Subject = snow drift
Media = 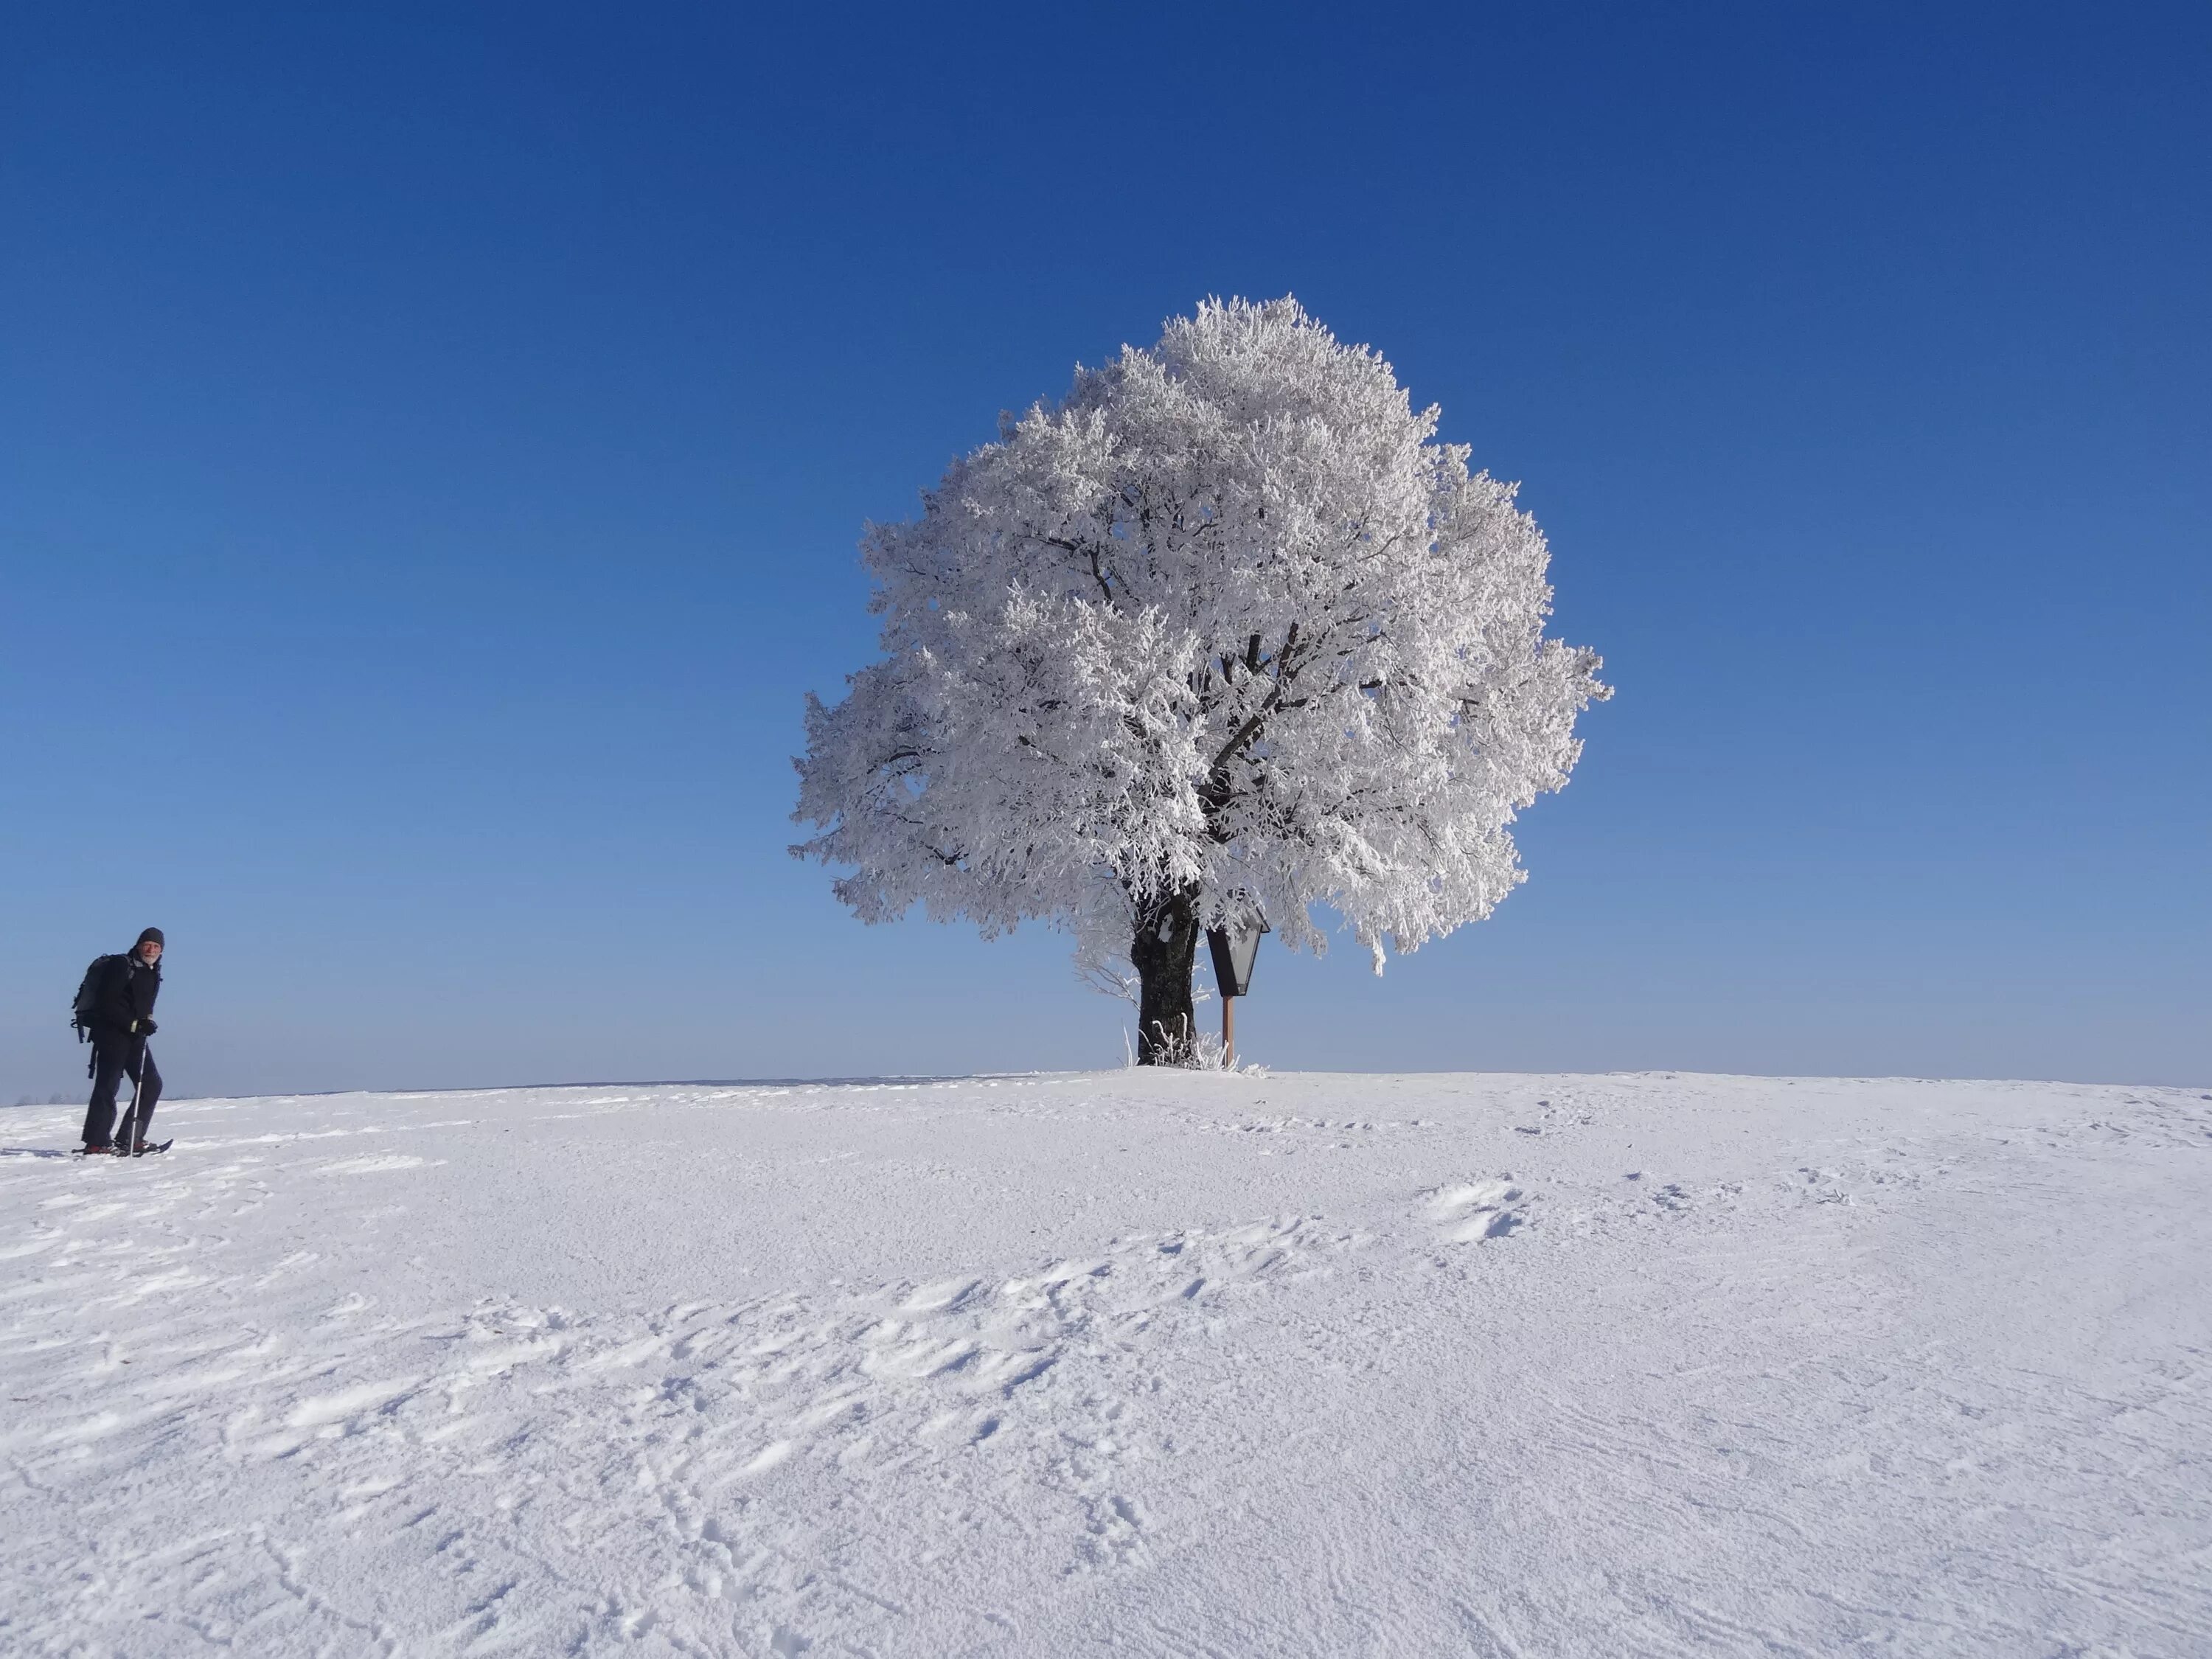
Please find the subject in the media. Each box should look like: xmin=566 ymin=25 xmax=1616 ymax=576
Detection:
xmin=4 ymin=1070 xmax=2208 ymax=1655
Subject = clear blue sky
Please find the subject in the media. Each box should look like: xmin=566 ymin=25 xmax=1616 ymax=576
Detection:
xmin=4 ymin=3 xmax=2206 ymax=1099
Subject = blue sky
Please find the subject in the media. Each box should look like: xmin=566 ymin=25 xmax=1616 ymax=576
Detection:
xmin=4 ymin=2 xmax=2206 ymax=1098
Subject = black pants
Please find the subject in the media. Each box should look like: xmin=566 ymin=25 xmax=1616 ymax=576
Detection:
xmin=82 ymin=1040 xmax=161 ymax=1149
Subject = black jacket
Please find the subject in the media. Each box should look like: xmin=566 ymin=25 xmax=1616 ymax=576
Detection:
xmin=88 ymin=953 xmax=161 ymax=1039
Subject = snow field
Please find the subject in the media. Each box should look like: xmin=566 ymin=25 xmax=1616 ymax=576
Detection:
xmin=3 ymin=1071 xmax=2209 ymax=1656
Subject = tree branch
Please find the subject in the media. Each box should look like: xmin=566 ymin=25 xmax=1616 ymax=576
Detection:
xmin=1206 ymin=621 xmax=1302 ymax=776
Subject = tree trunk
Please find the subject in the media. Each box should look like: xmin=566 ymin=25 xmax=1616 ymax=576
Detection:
xmin=1130 ymin=887 xmax=1201 ymax=1065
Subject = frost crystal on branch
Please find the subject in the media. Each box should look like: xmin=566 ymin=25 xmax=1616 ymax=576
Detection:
xmin=793 ymin=296 xmax=1609 ymax=1060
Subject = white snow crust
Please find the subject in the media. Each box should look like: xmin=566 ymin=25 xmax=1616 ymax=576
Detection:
xmin=4 ymin=1071 xmax=2208 ymax=1656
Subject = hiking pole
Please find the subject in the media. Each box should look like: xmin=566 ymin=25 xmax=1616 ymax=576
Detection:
xmin=125 ymin=1046 xmax=145 ymax=1152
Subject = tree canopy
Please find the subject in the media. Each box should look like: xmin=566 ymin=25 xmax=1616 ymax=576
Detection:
xmin=795 ymin=296 xmax=1607 ymax=1047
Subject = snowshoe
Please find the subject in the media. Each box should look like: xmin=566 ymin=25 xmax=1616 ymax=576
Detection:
xmin=131 ymin=1140 xmax=173 ymax=1157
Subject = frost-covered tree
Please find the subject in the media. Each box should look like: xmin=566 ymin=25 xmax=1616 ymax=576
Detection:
xmin=794 ymin=297 xmax=1607 ymax=1062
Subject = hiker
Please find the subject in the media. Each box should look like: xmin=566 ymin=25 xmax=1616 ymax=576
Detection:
xmin=77 ymin=928 xmax=165 ymax=1155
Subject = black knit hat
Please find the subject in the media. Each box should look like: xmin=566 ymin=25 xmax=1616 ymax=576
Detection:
xmin=136 ymin=927 xmax=164 ymax=948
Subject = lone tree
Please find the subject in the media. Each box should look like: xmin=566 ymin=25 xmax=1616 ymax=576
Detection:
xmin=795 ymin=297 xmax=1607 ymax=1062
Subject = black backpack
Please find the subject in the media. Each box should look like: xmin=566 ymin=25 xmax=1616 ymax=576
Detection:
xmin=71 ymin=954 xmax=122 ymax=1043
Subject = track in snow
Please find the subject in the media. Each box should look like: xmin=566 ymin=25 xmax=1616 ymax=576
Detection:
xmin=3 ymin=1071 xmax=2208 ymax=1655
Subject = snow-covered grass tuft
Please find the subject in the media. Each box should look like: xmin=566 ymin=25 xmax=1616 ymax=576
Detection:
xmin=1117 ymin=1023 xmax=1268 ymax=1074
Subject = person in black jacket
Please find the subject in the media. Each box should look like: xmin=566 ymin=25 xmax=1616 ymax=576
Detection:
xmin=79 ymin=928 xmax=165 ymax=1155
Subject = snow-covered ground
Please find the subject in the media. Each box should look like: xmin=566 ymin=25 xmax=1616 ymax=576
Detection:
xmin=4 ymin=1070 xmax=2208 ymax=1658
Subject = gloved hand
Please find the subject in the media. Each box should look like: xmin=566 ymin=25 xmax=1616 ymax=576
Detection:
xmin=131 ymin=1018 xmax=158 ymax=1035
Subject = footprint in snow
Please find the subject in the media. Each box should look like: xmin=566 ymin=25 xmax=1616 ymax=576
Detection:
xmin=897 ymin=1277 xmax=984 ymax=1315
xmin=1425 ymin=1179 xmax=1524 ymax=1242
xmin=318 ymin=1154 xmax=435 ymax=1175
